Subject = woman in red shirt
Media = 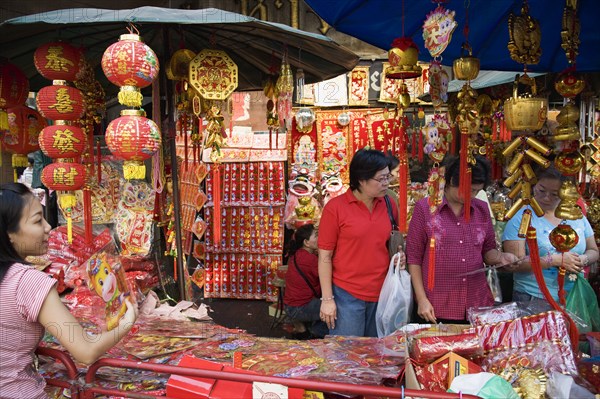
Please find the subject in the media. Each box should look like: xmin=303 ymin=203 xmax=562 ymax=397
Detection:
xmin=284 ymin=223 xmax=328 ymax=338
xmin=0 ymin=183 xmax=138 ymax=398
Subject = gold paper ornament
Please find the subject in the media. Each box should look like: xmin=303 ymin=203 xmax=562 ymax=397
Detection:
xmin=507 ymin=0 xmax=542 ymax=66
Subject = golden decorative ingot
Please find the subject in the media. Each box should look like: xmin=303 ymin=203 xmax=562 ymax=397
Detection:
xmin=294 ymin=196 xmax=316 ymax=220
xmin=549 ymin=223 xmax=579 ymax=252
xmin=453 ymin=43 xmax=480 ymax=81
xmin=397 ymin=82 xmax=411 ymax=109
xmin=555 ymin=151 xmax=584 ymax=176
xmin=555 ymin=71 xmax=585 ymax=98
xmin=554 ymin=180 xmax=583 ymax=220
xmin=387 ymin=37 xmax=422 ymax=80
xmin=504 ymin=74 xmax=547 ymax=132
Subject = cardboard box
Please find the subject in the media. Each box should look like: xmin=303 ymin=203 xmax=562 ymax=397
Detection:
xmin=431 ymin=352 xmax=482 ymax=387
xmin=166 ymin=356 xmax=303 ymax=399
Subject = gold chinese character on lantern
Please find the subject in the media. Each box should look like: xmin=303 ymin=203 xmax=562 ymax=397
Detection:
xmin=53 ymin=166 xmax=78 ymax=186
xmin=45 ymin=46 xmax=75 ymax=72
xmin=48 ymin=88 xmax=75 ymax=114
xmin=53 ymin=128 xmax=81 ymax=153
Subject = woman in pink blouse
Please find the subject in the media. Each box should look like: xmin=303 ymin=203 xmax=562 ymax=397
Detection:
xmin=0 ymin=183 xmax=138 ymax=398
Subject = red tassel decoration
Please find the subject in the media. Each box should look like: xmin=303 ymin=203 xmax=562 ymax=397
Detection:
xmin=411 ymin=129 xmax=417 ymax=158
xmin=558 ymin=258 xmax=567 ymax=305
xmin=212 ymin=165 xmax=221 ymax=247
xmin=83 ymin=188 xmax=93 ymax=245
xmin=418 ymin=126 xmax=424 ymax=162
xmin=399 ymin=155 xmax=408 ymax=233
xmin=459 ymin=129 xmax=471 ymax=221
xmin=428 ymin=237 xmax=436 ymax=291
xmin=526 ymin=227 xmax=579 ymax=349
xmin=96 ymin=138 xmax=102 ymax=184
xmin=450 ymin=125 xmax=457 ymax=155
xmin=463 ymin=168 xmax=471 ymax=222
xmin=183 ymin=116 xmax=189 ymax=169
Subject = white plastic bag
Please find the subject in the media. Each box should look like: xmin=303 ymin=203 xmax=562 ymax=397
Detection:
xmin=376 ymin=252 xmax=412 ymax=337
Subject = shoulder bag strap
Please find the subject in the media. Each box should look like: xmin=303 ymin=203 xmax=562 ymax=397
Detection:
xmin=292 ymin=253 xmax=319 ymax=298
xmin=384 ymin=195 xmax=398 ymax=230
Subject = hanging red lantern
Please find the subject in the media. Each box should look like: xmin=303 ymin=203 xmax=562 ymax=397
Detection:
xmin=41 ymin=161 xmax=86 ymax=191
xmin=101 ymin=34 xmax=159 ymax=107
xmin=2 ymin=105 xmax=46 ymax=168
xmin=549 ymin=223 xmax=579 ymax=305
xmin=36 ymin=83 xmax=85 ymax=121
xmin=34 ymin=42 xmax=84 ymax=81
xmin=105 ymin=109 xmax=161 ymax=179
xmin=39 ymin=124 xmax=86 ymax=159
xmin=0 ymin=60 xmax=29 ymax=130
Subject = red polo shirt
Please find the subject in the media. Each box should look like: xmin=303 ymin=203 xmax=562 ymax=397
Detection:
xmin=318 ymin=190 xmax=397 ymax=301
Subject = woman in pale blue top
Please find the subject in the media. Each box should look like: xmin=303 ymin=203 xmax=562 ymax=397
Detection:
xmin=502 ymin=166 xmax=598 ymax=302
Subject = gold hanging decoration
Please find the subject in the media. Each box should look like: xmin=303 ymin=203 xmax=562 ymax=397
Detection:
xmin=189 ymin=49 xmax=238 ymax=100
xmin=507 ymin=0 xmax=542 ymax=67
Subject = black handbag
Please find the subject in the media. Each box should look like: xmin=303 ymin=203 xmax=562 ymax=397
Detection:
xmin=384 ymin=195 xmax=404 ymax=258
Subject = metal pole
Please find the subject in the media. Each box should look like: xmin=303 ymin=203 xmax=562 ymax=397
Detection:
xmin=163 ymin=25 xmax=187 ymax=301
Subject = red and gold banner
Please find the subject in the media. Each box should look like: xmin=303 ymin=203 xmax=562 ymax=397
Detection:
xmin=316 ymin=110 xmax=352 ymax=183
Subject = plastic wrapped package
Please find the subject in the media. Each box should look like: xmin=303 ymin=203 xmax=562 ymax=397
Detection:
xmin=468 ymin=301 xmax=522 ymax=326
xmin=546 ymin=371 xmax=597 ymax=399
xmin=411 ymin=332 xmax=483 ymax=363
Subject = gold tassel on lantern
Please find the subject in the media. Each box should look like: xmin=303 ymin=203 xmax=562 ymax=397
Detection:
xmin=118 ymin=85 xmax=143 ymax=108
xmin=0 ymin=110 xmax=8 ymax=131
xmin=58 ymin=192 xmax=78 ymax=244
xmin=123 ymin=160 xmax=146 ymax=180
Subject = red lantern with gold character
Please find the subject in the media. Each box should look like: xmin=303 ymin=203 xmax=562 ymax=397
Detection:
xmin=0 ymin=60 xmax=29 ymax=130
xmin=101 ymin=34 xmax=159 ymax=107
xmin=39 ymin=124 xmax=86 ymax=159
xmin=105 ymin=109 xmax=161 ymax=180
xmin=34 ymin=42 xmax=83 ymax=81
xmin=2 ymin=105 xmax=46 ymax=171
xmin=41 ymin=161 xmax=86 ymax=191
xmin=36 ymin=83 xmax=85 ymax=121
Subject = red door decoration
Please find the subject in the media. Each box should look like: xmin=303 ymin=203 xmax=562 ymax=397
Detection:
xmin=0 ymin=60 xmax=29 ymax=131
xmin=101 ymin=33 xmax=159 ymax=108
xmin=105 ymin=109 xmax=161 ymax=180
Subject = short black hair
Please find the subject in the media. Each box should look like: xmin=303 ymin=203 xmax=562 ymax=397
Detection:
xmin=286 ymin=223 xmax=315 ymax=258
xmin=349 ymin=149 xmax=390 ymax=191
xmin=443 ymin=155 xmax=491 ymax=188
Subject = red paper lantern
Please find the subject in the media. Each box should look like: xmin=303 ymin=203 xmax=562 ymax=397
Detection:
xmin=2 ymin=105 xmax=46 ymax=167
xmin=34 ymin=42 xmax=84 ymax=81
xmin=101 ymin=34 xmax=159 ymax=107
xmin=36 ymin=83 xmax=85 ymax=121
xmin=0 ymin=60 xmax=29 ymax=130
xmin=41 ymin=161 xmax=86 ymax=191
xmin=105 ymin=109 xmax=161 ymax=179
xmin=39 ymin=124 xmax=86 ymax=159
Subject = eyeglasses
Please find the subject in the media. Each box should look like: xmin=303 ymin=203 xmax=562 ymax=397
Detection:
xmin=534 ymin=186 xmax=559 ymax=200
xmin=370 ymin=174 xmax=392 ymax=184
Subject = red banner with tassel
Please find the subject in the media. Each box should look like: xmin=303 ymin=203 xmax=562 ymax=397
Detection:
xmin=212 ymin=164 xmax=221 ymax=247
xmin=83 ymin=189 xmax=93 ymax=245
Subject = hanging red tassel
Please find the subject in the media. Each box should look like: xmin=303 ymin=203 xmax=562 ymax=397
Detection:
xmin=183 ymin=116 xmax=189 ymax=169
xmin=558 ymin=259 xmax=567 ymax=305
xmin=411 ymin=129 xmax=417 ymax=158
xmin=450 ymin=125 xmax=457 ymax=156
xmin=428 ymin=236 xmax=436 ymax=291
xmin=464 ymin=168 xmax=471 ymax=222
xmin=96 ymin=139 xmax=102 ymax=184
xmin=83 ymin=188 xmax=93 ymax=245
xmin=212 ymin=164 xmax=221 ymax=247
xmin=526 ymin=227 xmax=579 ymax=350
xmin=399 ymin=155 xmax=408 ymax=233
xmin=418 ymin=126 xmax=424 ymax=162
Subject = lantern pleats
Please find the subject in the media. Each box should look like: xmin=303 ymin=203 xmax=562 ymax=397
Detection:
xmin=39 ymin=124 xmax=86 ymax=159
xmin=34 ymin=42 xmax=83 ymax=81
xmin=36 ymin=84 xmax=85 ymax=121
xmin=2 ymin=105 xmax=46 ymax=156
xmin=105 ymin=111 xmax=161 ymax=180
xmin=101 ymin=34 xmax=159 ymax=107
xmin=41 ymin=162 xmax=86 ymax=191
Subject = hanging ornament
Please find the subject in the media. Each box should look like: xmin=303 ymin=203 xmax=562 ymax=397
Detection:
xmin=102 ymin=32 xmax=160 ymax=107
xmin=295 ymin=67 xmax=305 ymax=104
xmin=560 ymin=0 xmax=580 ymax=65
xmin=34 ymin=41 xmax=83 ymax=81
xmin=189 ymin=49 xmax=237 ymax=101
xmin=0 ymin=60 xmax=29 ymax=131
xmin=507 ymin=0 xmax=542 ymax=67
xmin=423 ymin=4 xmax=458 ymax=58
xmin=39 ymin=124 xmax=86 ymax=161
xmin=428 ymin=61 xmax=449 ymax=109
xmin=453 ymin=44 xmax=480 ymax=81
xmin=503 ymin=74 xmax=547 ymax=132
xmin=204 ymin=105 xmax=226 ymax=163
xmin=555 ymin=70 xmax=585 ymax=99
xmin=276 ymin=57 xmax=294 ymax=130
xmin=168 ymin=48 xmax=196 ymax=81
xmin=554 ymin=180 xmax=583 ymax=220
xmin=105 ymin=109 xmax=161 ymax=180
xmin=549 ymin=222 xmax=579 ymax=305
xmin=337 ymin=111 xmax=351 ymax=127
xmin=387 ymin=37 xmax=422 ymax=80
xmin=295 ymin=107 xmax=315 ymax=133
xmin=422 ymin=114 xmax=451 ymax=164
xmin=36 ymin=83 xmax=85 ymax=121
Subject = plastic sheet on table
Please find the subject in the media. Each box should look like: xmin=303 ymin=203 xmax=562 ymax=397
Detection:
xmin=411 ymin=332 xmax=483 ymax=363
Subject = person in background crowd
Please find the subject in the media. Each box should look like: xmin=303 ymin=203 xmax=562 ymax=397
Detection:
xmin=0 ymin=183 xmax=138 ymax=398
xmin=385 ymin=152 xmax=400 ymax=203
xmin=502 ymin=165 xmax=598 ymax=303
xmin=318 ymin=148 xmax=405 ymax=337
xmin=283 ymin=223 xmax=328 ymax=339
xmin=406 ymin=156 xmax=518 ymax=324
